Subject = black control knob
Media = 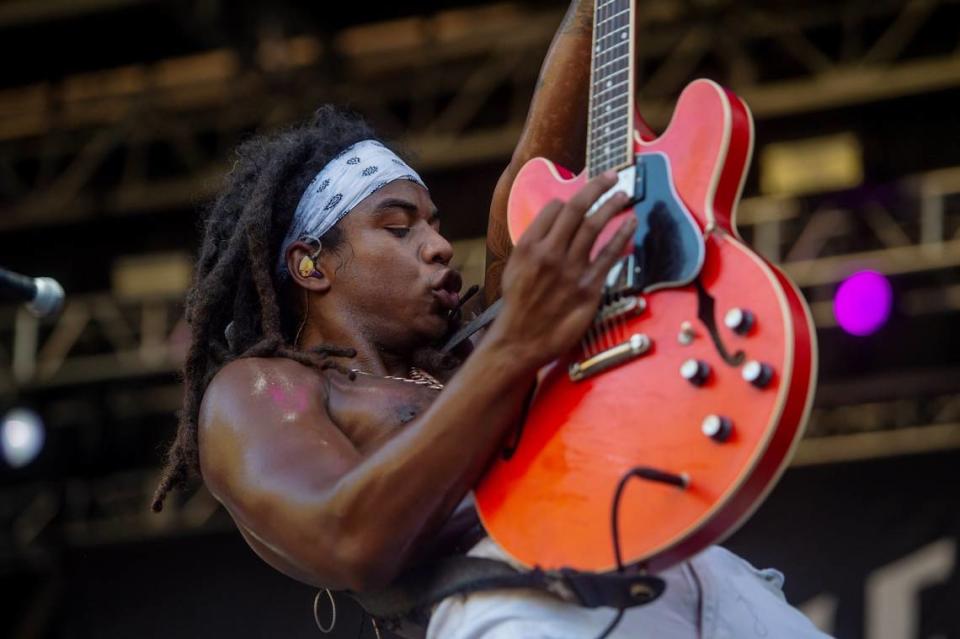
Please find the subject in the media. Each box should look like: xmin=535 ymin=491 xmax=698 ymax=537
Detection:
xmin=742 ymin=360 xmax=774 ymax=388
xmin=724 ymin=308 xmax=755 ymax=335
xmin=680 ymin=359 xmax=710 ymax=386
xmin=702 ymin=415 xmax=733 ymax=442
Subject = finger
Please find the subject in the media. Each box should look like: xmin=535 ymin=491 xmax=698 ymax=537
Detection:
xmin=544 ymin=171 xmax=618 ymax=248
xmin=584 ymin=215 xmax=637 ymax=287
xmin=568 ymin=190 xmax=631 ymax=263
xmin=521 ymin=198 xmax=564 ymax=243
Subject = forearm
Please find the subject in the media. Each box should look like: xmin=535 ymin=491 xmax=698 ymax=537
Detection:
xmin=330 ymin=333 xmax=536 ymax=588
xmin=485 ymin=0 xmax=594 ymax=304
xmin=513 ymin=0 xmax=594 ymax=171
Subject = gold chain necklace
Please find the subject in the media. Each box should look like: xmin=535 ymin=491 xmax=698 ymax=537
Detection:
xmin=351 ymin=366 xmax=444 ymax=391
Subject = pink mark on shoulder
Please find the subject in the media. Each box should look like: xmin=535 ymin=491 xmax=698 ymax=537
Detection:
xmin=267 ymin=384 xmax=310 ymax=417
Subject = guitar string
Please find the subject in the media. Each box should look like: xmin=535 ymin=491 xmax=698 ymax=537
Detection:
xmin=614 ymin=291 xmax=626 ymax=345
xmin=601 ymin=293 xmax=613 ymax=352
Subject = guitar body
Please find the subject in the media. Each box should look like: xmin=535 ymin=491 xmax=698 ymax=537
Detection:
xmin=475 ymin=79 xmax=817 ymax=573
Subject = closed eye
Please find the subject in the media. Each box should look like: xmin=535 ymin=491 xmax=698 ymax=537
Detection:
xmin=386 ymin=227 xmax=410 ymax=238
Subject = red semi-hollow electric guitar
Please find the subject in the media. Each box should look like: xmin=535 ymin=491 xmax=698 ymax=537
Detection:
xmin=475 ymin=0 xmax=817 ymax=573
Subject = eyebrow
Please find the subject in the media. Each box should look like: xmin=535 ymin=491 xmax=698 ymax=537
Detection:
xmin=374 ymin=197 xmax=440 ymax=223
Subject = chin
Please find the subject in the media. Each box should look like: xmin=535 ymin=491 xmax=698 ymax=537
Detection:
xmin=385 ymin=313 xmax=449 ymax=353
xmin=418 ymin=311 xmax=454 ymax=344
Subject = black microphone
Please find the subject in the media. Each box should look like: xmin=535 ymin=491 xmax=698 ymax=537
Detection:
xmin=0 ymin=266 xmax=65 ymax=318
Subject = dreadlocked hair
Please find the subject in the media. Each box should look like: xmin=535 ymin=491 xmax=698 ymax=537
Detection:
xmin=151 ymin=105 xmax=385 ymax=512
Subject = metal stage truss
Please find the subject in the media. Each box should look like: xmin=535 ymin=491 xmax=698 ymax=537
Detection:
xmin=1 ymin=0 xmax=960 ymax=227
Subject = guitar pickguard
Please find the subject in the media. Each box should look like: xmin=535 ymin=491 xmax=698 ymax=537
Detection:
xmin=629 ymin=152 xmax=705 ymax=294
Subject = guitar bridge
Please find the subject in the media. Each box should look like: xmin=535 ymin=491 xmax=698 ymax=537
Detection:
xmin=569 ymin=333 xmax=652 ymax=382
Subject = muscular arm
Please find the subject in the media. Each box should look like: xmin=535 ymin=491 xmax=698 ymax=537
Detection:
xmin=484 ymin=0 xmax=594 ymax=305
xmin=199 ymin=343 xmax=531 ymax=592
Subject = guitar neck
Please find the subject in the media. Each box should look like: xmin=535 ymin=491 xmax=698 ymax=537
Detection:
xmin=586 ymin=0 xmax=636 ymax=178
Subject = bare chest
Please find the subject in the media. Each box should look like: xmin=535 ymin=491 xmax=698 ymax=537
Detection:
xmin=324 ymin=372 xmax=439 ymax=451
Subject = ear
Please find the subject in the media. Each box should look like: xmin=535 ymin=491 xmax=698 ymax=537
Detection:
xmin=286 ymin=240 xmax=332 ymax=294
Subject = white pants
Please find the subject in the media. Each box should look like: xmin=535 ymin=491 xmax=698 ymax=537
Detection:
xmin=427 ymin=539 xmax=831 ymax=639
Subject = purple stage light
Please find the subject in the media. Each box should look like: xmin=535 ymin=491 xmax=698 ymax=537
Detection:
xmin=833 ymin=270 xmax=893 ymax=336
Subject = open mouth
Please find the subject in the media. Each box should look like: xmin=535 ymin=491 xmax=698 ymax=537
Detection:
xmin=431 ymin=269 xmax=463 ymax=311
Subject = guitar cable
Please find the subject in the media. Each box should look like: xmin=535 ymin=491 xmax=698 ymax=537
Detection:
xmin=593 ymin=466 xmax=689 ymax=639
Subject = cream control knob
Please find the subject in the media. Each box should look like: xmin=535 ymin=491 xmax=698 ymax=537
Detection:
xmin=742 ymin=360 xmax=773 ymax=388
xmin=724 ymin=308 xmax=755 ymax=335
xmin=680 ymin=359 xmax=710 ymax=386
xmin=702 ymin=415 xmax=733 ymax=442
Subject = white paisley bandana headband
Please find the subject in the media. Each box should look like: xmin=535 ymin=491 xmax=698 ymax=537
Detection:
xmin=275 ymin=139 xmax=427 ymax=278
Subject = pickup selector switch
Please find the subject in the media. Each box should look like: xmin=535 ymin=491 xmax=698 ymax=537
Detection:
xmin=680 ymin=359 xmax=710 ymax=386
xmin=724 ymin=308 xmax=755 ymax=335
xmin=742 ymin=360 xmax=773 ymax=388
xmin=702 ymin=415 xmax=733 ymax=442
xmin=677 ymin=321 xmax=696 ymax=345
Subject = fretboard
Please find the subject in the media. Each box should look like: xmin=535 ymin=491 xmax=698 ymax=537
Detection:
xmin=586 ymin=0 xmax=635 ymax=177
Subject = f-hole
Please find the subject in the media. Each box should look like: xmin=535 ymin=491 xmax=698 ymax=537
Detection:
xmin=695 ymin=279 xmax=745 ymax=367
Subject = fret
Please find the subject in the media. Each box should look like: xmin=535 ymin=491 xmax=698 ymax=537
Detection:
xmin=587 ymin=151 xmax=631 ymax=169
xmin=589 ymin=140 xmax=631 ymax=156
xmin=592 ymin=79 xmax=630 ymax=99
xmin=589 ymin=127 xmax=630 ymax=144
xmin=591 ymin=149 xmax=631 ymax=166
xmin=589 ymin=115 xmax=630 ymax=135
xmin=590 ymin=131 xmax=630 ymax=150
xmin=590 ymin=67 xmax=630 ymax=89
xmin=590 ymin=103 xmax=630 ymax=122
xmin=590 ymin=115 xmax=633 ymax=134
xmin=587 ymin=157 xmax=634 ymax=176
xmin=590 ymin=94 xmax=630 ymax=114
xmin=589 ymin=105 xmax=630 ymax=119
xmin=593 ymin=80 xmax=629 ymax=99
xmin=596 ymin=7 xmax=628 ymax=26
xmin=589 ymin=131 xmax=630 ymax=149
xmin=591 ymin=67 xmax=630 ymax=89
xmin=589 ymin=127 xmax=631 ymax=148
xmin=596 ymin=0 xmax=628 ymax=12
xmin=592 ymin=160 xmax=631 ymax=175
xmin=589 ymin=116 xmax=630 ymax=133
xmin=594 ymin=38 xmax=629 ymax=59
xmin=589 ymin=142 xmax=631 ymax=157
xmin=596 ymin=8 xmax=630 ymax=27
xmin=589 ymin=150 xmax=631 ymax=168
xmin=593 ymin=31 xmax=630 ymax=58
xmin=588 ymin=143 xmax=631 ymax=160
xmin=588 ymin=113 xmax=631 ymax=132
xmin=595 ymin=29 xmax=629 ymax=46
xmin=593 ymin=56 xmax=629 ymax=75
xmin=595 ymin=0 xmax=624 ymax=13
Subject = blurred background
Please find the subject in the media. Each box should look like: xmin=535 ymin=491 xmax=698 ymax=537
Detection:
xmin=0 ymin=0 xmax=958 ymax=637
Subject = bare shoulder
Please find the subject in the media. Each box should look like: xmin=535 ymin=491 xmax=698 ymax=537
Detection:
xmin=197 ymin=357 xmax=339 ymax=497
xmin=200 ymin=357 xmax=325 ymax=432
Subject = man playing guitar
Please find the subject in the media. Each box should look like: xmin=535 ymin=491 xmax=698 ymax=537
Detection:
xmin=153 ymin=1 xmax=828 ymax=636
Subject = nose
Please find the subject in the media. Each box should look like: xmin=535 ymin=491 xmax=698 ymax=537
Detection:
xmin=422 ymin=226 xmax=453 ymax=266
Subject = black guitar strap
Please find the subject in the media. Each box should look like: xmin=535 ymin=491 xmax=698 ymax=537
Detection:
xmin=350 ymin=554 xmax=665 ymax=627
xmin=441 ymin=298 xmax=503 ymax=354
